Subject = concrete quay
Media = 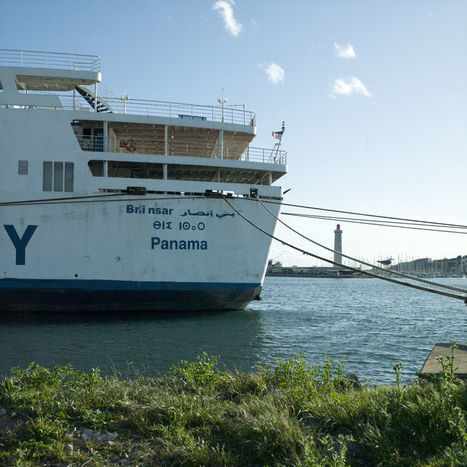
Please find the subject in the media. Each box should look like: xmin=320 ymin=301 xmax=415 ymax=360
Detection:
xmin=420 ymin=342 xmax=467 ymax=378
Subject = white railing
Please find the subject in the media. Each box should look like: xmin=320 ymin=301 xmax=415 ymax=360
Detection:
xmin=0 ymin=49 xmax=101 ymax=72
xmin=60 ymin=94 xmax=256 ymax=126
xmin=75 ymin=135 xmax=287 ymax=165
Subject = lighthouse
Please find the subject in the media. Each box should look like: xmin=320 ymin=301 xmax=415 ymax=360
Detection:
xmin=334 ymin=224 xmax=343 ymax=267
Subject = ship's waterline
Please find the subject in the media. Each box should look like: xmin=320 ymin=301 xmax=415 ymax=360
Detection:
xmin=0 ymin=278 xmax=262 ymax=312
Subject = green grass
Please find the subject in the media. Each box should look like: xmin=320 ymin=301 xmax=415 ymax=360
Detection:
xmin=0 ymin=352 xmax=465 ymax=466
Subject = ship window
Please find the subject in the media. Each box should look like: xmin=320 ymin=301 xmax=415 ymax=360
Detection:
xmin=43 ymin=162 xmax=52 ymax=191
xmin=88 ymin=160 xmax=164 ymax=179
xmin=18 ymin=160 xmax=28 ymax=175
xmin=108 ymin=161 xmax=163 ymax=179
xmin=43 ymin=161 xmax=74 ymax=192
xmin=54 ymin=162 xmax=64 ymax=191
xmin=0 ymin=80 xmax=3 ymax=91
xmin=167 ymin=164 xmax=218 ymax=181
xmin=65 ymin=162 xmax=74 ymax=192
xmin=89 ymin=160 xmax=104 ymax=176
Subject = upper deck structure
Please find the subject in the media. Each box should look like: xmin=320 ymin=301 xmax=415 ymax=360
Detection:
xmin=0 ymin=49 xmax=286 ymax=192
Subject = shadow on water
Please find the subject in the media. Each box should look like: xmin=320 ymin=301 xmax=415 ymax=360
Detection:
xmin=0 ymin=308 xmax=265 ymax=378
xmin=0 ymin=308 xmax=232 ymax=324
xmin=1 ymin=277 xmax=465 ymax=383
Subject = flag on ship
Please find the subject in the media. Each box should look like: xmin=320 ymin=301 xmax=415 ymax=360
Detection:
xmin=272 ymin=130 xmax=284 ymax=139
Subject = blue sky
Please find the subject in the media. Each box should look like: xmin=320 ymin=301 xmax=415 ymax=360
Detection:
xmin=2 ymin=0 xmax=466 ymax=266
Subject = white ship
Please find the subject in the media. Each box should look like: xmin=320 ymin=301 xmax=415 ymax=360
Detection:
xmin=0 ymin=49 xmax=286 ymax=312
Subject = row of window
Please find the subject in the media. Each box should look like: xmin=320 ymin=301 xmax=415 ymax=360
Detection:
xmin=16 ymin=160 xmax=75 ymax=192
xmin=18 ymin=158 xmax=266 ymax=191
xmin=43 ymin=161 xmax=74 ymax=192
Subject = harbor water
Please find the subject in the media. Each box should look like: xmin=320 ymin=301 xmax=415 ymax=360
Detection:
xmin=1 ymin=277 xmax=465 ymax=384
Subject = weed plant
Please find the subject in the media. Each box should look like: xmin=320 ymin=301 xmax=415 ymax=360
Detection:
xmin=0 ymin=348 xmax=465 ymax=466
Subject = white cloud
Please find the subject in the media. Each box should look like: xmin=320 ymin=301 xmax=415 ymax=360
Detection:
xmin=334 ymin=43 xmax=356 ymax=59
xmin=330 ymin=77 xmax=372 ymax=98
xmin=213 ymin=0 xmax=242 ymax=37
xmin=260 ymin=62 xmax=285 ymax=85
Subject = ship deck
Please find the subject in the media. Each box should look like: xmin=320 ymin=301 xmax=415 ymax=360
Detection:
xmin=0 ymin=48 xmax=287 ymax=189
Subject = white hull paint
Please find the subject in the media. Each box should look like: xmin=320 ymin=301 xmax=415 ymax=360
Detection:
xmin=0 ymin=197 xmax=279 ymax=311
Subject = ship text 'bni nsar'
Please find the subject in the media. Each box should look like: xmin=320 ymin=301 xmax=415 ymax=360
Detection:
xmin=0 ymin=49 xmax=287 ymax=312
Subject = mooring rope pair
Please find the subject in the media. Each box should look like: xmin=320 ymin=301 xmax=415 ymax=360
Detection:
xmin=222 ymin=196 xmax=467 ymax=303
xmin=255 ymin=197 xmax=467 ymax=295
xmin=4 ymin=192 xmax=467 ymax=232
xmin=260 ymin=199 xmax=467 ymax=231
xmin=0 ymin=193 xmax=202 ymax=207
xmin=281 ymin=212 xmax=467 ymax=235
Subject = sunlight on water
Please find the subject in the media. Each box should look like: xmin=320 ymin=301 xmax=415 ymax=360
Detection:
xmin=0 ymin=277 xmax=465 ymax=384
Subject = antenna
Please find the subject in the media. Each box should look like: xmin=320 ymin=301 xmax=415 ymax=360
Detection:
xmin=122 ymin=86 xmax=129 ymax=114
xmin=217 ymin=88 xmax=228 ymax=123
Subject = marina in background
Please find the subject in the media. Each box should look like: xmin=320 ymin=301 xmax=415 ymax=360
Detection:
xmin=266 ymin=223 xmax=466 ymax=278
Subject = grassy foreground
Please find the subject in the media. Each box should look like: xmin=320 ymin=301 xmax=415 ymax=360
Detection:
xmin=0 ymin=353 xmax=466 ymax=466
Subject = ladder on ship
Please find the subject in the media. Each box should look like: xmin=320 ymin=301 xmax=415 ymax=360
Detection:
xmin=74 ymin=85 xmax=113 ymax=113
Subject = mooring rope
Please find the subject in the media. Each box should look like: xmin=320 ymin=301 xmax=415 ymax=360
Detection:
xmin=222 ymin=196 xmax=467 ymax=303
xmin=0 ymin=194 xmax=203 ymax=207
xmin=257 ymin=199 xmax=467 ymax=230
xmin=281 ymin=212 xmax=467 ymax=235
xmin=0 ymin=193 xmax=124 ymax=206
xmin=3 ymin=193 xmax=466 ymax=230
xmin=255 ymin=197 xmax=467 ymax=294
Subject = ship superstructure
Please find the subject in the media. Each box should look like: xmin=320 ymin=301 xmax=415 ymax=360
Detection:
xmin=0 ymin=49 xmax=287 ymax=311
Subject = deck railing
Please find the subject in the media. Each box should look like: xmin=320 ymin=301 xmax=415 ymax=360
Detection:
xmin=60 ymin=94 xmax=256 ymax=126
xmin=0 ymin=49 xmax=101 ymax=72
xmin=74 ymin=135 xmax=287 ymax=165
xmin=0 ymin=50 xmax=255 ymax=125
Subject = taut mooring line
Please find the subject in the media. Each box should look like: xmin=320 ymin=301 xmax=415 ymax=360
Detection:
xmin=281 ymin=212 xmax=467 ymax=235
xmin=256 ymin=197 xmax=467 ymax=294
xmin=251 ymin=198 xmax=467 ymax=230
xmin=222 ymin=196 xmax=467 ymax=303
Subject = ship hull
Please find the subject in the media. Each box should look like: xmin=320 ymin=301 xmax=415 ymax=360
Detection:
xmin=0 ymin=197 xmax=277 ymax=312
xmin=0 ymin=76 xmax=285 ymax=313
xmin=0 ymin=279 xmax=261 ymax=312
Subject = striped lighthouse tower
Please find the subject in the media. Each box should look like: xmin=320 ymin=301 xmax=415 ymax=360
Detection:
xmin=334 ymin=224 xmax=343 ymax=267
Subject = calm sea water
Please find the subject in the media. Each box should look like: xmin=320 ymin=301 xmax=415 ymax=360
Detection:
xmin=0 ymin=277 xmax=466 ymax=384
